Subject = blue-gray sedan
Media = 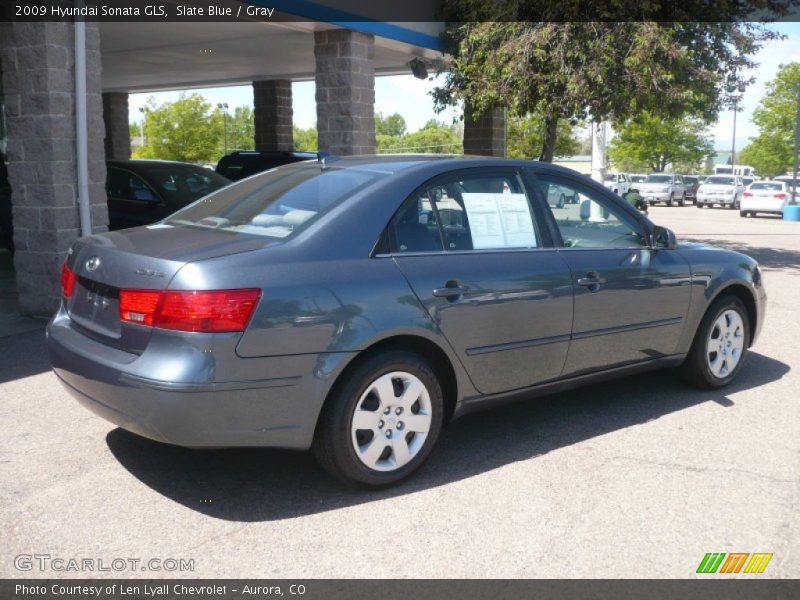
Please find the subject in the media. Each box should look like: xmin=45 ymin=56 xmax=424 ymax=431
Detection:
xmin=47 ymin=156 xmax=766 ymax=487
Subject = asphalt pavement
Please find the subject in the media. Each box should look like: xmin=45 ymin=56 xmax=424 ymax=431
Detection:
xmin=1 ymin=205 xmax=798 ymax=578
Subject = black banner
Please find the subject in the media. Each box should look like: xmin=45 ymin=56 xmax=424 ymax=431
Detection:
xmin=3 ymin=580 xmax=800 ymax=600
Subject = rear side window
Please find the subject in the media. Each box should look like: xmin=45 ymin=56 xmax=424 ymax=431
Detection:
xmin=390 ymin=171 xmax=540 ymax=253
xmin=166 ymin=163 xmax=387 ymax=240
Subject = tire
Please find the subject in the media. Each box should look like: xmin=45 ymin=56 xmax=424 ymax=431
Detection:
xmin=668 ymin=193 xmax=676 ymax=207
xmin=313 ymin=350 xmax=444 ymax=487
xmin=679 ymin=193 xmax=686 ymax=207
xmin=697 ymin=203 xmax=704 ymax=209
xmin=681 ymin=295 xmax=750 ymax=389
xmin=740 ymin=210 xmax=747 ymax=217
xmin=558 ymin=194 xmax=565 ymax=209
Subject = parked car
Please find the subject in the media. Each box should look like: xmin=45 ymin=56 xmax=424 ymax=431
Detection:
xmin=48 ymin=156 xmax=765 ymax=487
xmin=740 ymin=180 xmax=798 ymax=217
xmin=602 ymin=172 xmax=632 ymax=196
xmin=546 ymin=183 xmax=577 ymax=208
xmin=696 ymin=175 xmax=745 ymax=209
xmin=682 ymin=175 xmax=701 ymax=202
xmin=637 ymin=173 xmax=687 ymax=206
xmin=215 ymin=150 xmax=317 ymax=181
xmin=628 ymin=174 xmax=648 ymax=185
xmin=106 ymin=160 xmax=230 ymax=230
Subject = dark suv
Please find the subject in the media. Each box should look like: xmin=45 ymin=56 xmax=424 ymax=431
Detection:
xmin=215 ymin=150 xmax=317 ymax=182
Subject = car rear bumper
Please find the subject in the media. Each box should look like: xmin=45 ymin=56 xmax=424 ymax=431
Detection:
xmin=740 ymin=199 xmax=786 ymax=213
xmin=46 ymin=307 xmax=353 ymax=449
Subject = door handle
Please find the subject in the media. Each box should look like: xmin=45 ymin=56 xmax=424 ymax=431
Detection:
xmin=576 ymin=272 xmax=606 ymax=291
xmin=433 ymin=282 xmax=470 ymax=298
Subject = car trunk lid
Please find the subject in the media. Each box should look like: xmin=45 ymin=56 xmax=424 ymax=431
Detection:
xmin=65 ymin=224 xmax=275 ymax=352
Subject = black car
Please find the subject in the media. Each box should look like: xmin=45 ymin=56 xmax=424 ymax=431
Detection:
xmin=215 ymin=150 xmax=317 ymax=181
xmin=106 ymin=160 xmax=230 ymax=230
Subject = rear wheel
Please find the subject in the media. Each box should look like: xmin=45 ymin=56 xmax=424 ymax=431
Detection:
xmin=681 ymin=295 xmax=750 ymax=389
xmin=740 ymin=210 xmax=747 ymax=217
xmin=558 ymin=193 xmax=565 ymax=209
xmin=313 ymin=350 xmax=444 ymax=487
xmin=679 ymin=193 xmax=686 ymax=207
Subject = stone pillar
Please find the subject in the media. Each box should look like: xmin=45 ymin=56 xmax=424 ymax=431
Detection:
xmin=253 ymin=80 xmax=293 ymax=152
xmin=102 ymin=92 xmax=131 ymax=160
xmin=314 ymin=29 xmax=375 ymax=156
xmin=0 ymin=22 xmax=108 ymax=316
xmin=463 ymin=105 xmax=506 ymax=157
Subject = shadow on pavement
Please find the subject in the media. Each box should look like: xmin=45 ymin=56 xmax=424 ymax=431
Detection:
xmin=107 ymin=351 xmax=789 ymax=522
xmin=686 ymin=237 xmax=800 ymax=274
xmin=0 ymin=326 xmax=49 ymax=383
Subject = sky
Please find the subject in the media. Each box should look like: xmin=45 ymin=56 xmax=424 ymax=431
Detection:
xmin=128 ymin=22 xmax=800 ymax=152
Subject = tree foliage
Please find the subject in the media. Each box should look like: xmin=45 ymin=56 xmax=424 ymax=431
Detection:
xmin=377 ymin=119 xmax=461 ymax=154
xmin=609 ymin=112 xmax=714 ymax=173
xmin=739 ymin=62 xmax=800 ymax=177
xmin=434 ymin=3 xmax=788 ymax=161
xmin=293 ymin=126 xmax=318 ymax=151
xmin=225 ymin=106 xmax=255 ymax=152
xmin=376 ymin=112 xmax=408 ymax=137
xmin=133 ymin=93 xmax=223 ymax=163
xmin=506 ymin=113 xmax=580 ymax=159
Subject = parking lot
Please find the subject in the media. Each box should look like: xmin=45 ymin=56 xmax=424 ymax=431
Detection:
xmin=1 ymin=205 xmax=798 ymax=579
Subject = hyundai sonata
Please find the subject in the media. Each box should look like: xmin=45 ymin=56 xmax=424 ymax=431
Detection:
xmin=48 ymin=156 xmax=765 ymax=487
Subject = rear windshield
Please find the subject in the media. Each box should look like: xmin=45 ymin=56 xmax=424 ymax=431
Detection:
xmin=705 ymin=176 xmax=735 ymax=185
xmin=684 ymin=176 xmax=699 ymax=184
xmin=644 ymin=174 xmax=672 ymax=183
xmin=166 ymin=163 xmax=387 ymax=239
xmin=750 ymin=182 xmax=784 ymax=191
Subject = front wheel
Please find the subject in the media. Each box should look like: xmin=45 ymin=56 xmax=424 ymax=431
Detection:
xmin=668 ymin=193 xmax=676 ymax=207
xmin=558 ymin=193 xmax=565 ymax=209
xmin=313 ymin=350 xmax=444 ymax=487
xmin=679 ymin=193 xmax=686 ymax=207
xmin=681 ymin=295 xmax=750 ymax=389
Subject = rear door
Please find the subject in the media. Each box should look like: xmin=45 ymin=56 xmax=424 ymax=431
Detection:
xmin=529 ymin=169 xmax=692 ymax=376
xmin=390 ymin=168 xmax=574 ymax=395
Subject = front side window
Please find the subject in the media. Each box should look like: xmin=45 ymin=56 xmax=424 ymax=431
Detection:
xmin=390 ymin=172 xmax=540 ymax=253
xmin=534 ymin=175 xmax=646 ymax=249
xmin=166 ymin=163 xmax=387 ymax=239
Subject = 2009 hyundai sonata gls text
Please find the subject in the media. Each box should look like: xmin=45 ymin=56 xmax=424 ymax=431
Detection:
xmin=48 ymin=156 xmax=766 ymax=487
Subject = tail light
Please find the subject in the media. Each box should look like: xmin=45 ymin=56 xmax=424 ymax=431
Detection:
xmin=774 ymin=193 xmax=786 ymax=200
xmin=743 ymin=192 xmax=753 ymax=198
xmin=119 ymin=288 xmax=261 ymax=333
xmin=61 ymin=263 xmax=77 ymax=298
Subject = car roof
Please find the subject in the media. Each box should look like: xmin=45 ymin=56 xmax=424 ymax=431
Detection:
xmin=107 ymin=159 xmax=208 ymax=169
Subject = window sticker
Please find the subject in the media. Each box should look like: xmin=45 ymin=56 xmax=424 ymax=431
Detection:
xmin=462 ymin=193 xmax=536 ymax=249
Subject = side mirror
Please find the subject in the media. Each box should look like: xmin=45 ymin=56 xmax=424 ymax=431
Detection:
xmin=652 ymin=225 xmax=677 ymax=250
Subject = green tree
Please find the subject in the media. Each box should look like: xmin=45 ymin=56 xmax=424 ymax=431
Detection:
xmin=506 ymin=113 xmax=580 ymax=159
xmin=134 ymin=93 xmax=222 ymax=163
xmin=739 ymin=62 xmax=800 ymax=177
xmin=609 ymin=112 xmax=714 ymax=173
xmin=376 ymin=120 xmax=461 ymax=154
xmin=293 ymin=125 xmax=318 ymax=151
xmin=375 ymin=112 xmax=407 ymax=137
xmin=434 ymin=5 xmax=786 ymax=161
xmin=224 ymin=105 xmax=255 ymax=152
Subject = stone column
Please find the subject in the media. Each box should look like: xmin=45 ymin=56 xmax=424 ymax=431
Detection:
xmin=102 ymin=92 xmax=131 ymax=160
xmin=0 ymin=22 xmax=108 ymax=316
xmin=314 ymin=29 xmax=375 ymax=156
xmin=253 ymin=80 xmax=293 ymax=152
xmin=463 ymin=105 xmax=506 ymax=157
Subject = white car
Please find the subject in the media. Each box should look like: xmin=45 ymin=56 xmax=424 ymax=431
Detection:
xmin=638 ymin=173 xmax=687 ymax=206
xmin=740 ymin=180 xmax=798 ymax=217
xmin=696 ymin=175 xmax=744 ymax=209
xmin=602 ymin=173 xmax=632 ymax=196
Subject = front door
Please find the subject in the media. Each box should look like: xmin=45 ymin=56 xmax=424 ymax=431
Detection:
xmin=530 ymin=170 xmax=693 ymax=376
xmin=390 ymin=168 xmax=574 ymax=395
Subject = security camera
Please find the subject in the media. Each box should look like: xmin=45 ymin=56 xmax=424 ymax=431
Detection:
xmin=409 ymin=58 xmax=428 ymax=80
